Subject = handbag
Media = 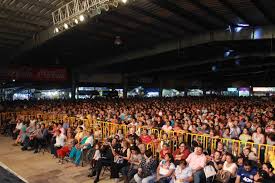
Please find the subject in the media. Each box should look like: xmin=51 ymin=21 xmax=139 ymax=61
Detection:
xmin=215 ymin=170 xmax=231 ymax=183
xmin=204 ymin=165 xmax=217 ymax=179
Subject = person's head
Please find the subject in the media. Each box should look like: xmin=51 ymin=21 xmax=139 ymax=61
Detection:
xmin=214 ymin=151 xmax=221 ymax=161
xmin=144 ymin=150 xmax=153 ymax=160
xmin=225 ymin=153 xmax=234 ymax=163
xmin=162 ymin=133 xmax=168 ymax=140
xmin=243 ymin=128 xmax=249 ymax=135
xmin=166 ymin=121 xmax=170 ymax=126
xmin=78 ymin=127 xmax=83 ymax=132
xmin=243 ymin=148 xmax=251 ymax=156
xmin=237 ymin=157 xmax=244 ymax=166
xmin=121 ymin=140 xmax=129 ymax=149
xmin=224 ymin=128 xmax=230 ymax=134
xmin=179 ymin=160 xmax=188 ymax=169
xmin=36 ymin=124 xmax=41 ymax=129
xmin=243 ymin=160 xmax=253 ymax=172
xmin=95 ymin=143 xmax=100 ymax=150
xmin=262 ymin=163 xmax=274 ymax=174
xmin=111 ymin=138 xmax=117 ymax=146
xmin=41 ymin=123 xmax=45 ymax=129
xmin=130 ymin=146 xmax=140 ymax=155
xmin=217 ymin=141 xmax=224 ymax=150
xmin=164 ymin=153 xmax=173 ymax=162
xmin=195 ymin=146 xmax=203 ymax=155
xmin=163 ymin=143 xmax=169 ymax=150
xmin=256 ymin=127 xmax=262 ymax=134
xmin=179 ymin=142 xmax=186 ymax=151
xmin=142 ymin=129 xmax=148 ymax=136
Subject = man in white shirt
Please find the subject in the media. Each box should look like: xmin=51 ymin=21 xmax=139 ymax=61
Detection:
xmin=55 ymin=129 xmax=66 ymax=147
xmin=13 ymin=120 xmax=23 ymax=139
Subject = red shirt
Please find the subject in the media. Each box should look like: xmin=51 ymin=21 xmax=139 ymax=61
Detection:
xmin=140 ymin=135 xmax=152 ymax=144
xmin=173 ymin=148 xmax=191 ymax=160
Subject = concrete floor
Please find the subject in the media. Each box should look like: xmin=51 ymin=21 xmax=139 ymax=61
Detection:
xmin=0 ymin=136 xmax=113 ymax=183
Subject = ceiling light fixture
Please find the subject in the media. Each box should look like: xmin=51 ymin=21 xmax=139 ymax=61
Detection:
xmin=74 ymin=19 xmax=79 ymax=24
xmin=79 ymin=15 xmax=85 ymax=22
xmin=114 ymin=36 xmax=122 ymax=45
xmin=64 ymin=23 xmax=69 ymax=29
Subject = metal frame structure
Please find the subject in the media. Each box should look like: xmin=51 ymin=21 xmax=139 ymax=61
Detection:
xmin=52 ymin=0 xmax=120 ymax=33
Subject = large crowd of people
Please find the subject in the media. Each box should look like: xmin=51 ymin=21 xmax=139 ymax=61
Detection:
xmin=0 ymin=97 xmax=275 ymax=183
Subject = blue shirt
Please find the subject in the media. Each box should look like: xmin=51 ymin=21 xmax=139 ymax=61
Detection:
xmin=237 ymin=167 xmax=257 ymax=183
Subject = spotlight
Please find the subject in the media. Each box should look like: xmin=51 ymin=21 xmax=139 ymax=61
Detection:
xmin=103 ymin=4 xmax=109 ymax=11
xmin=114 ymin=36 xmax=122 ymax=45
xmin=64 ymin=23 xmax=69 ymax=29
xmin=235 ymin=60 xmax=240 ymax=66
xmin=112 ymin=0 xmax=118 ymax=7
xmin=211 ymin=65 xmax=217 ymax=72
xmin=79 ymin=15 xmax=85 ymax=22
xmin=121 ymin=0 xmax=127 ymax=3
xmin=12 ymin=79 xmax=15 ymax=82
xmin=54 ymin=27 xmax=59 ymax=33
xmin=96 ymin=8 xmax=102 ymax=15
xmin=74 ymin=19 xmax=79 ymax=24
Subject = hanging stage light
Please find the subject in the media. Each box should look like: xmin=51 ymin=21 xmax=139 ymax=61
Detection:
xmin=79 ymin=14 xmax=85 ymax=22
xmin=54 ymin=27 xmax=59 ymax=33
xmin=52 ymin=0 xmax=132 ymax=34
xmin=111 ymin=0 xmax=118 ymax=7
xmin=64 ymin=23 xmax=69 ymax=29
xmin=103 ymin=4 xmax=109 ymax=11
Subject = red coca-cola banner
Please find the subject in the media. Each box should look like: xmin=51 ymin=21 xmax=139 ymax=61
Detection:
xmin=0 ymin=67 xmax=68 ymax=82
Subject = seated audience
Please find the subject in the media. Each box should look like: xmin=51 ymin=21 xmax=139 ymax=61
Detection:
xmin=157 ymin=153 xmax=176 ymax=183
xmin=134 ymin=150 xmax=158 ymax=183
xmin=174 ymin=160 xmax=193 ymax=183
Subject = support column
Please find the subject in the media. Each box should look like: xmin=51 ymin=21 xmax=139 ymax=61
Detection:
xmin=159 ymin=80 xmax=163 ymax=98
xmin=71 ymin=71 xmax=76 ymax=100
xmin=123 ymin=75 xmax=128 ymax=99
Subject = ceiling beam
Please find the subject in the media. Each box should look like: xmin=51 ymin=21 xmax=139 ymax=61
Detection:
xmin=9 ymin=0 xmax=55 ymax=10
xmin=218 ymin=0 xmax=254 ymax=25
xmin=151 ymin=0 xmax=218 ymax=30
xmin=0 ymin=6 xmax=50 ymax=23
xmin=111 ymin=12 xmax=175 ymax=38
xmin=250 ymin=0 xmax=275 ymax=25
xmin=128 ymin=52 xmax=275 ymax=76
xmin=0 ymin=8 xmax=49 ymax=27
xmin=128 ymin=5 xmax=196 ymax=33
xmin=186 ymin=0 xmax=236 ymax=27
xmin=168 ymin=61 xmax=275 ymax=79
xmin=76 ymin=26 xmax=275 ymax=72
xmin=98 ymin=17 xmax=162 ymax=39
xmin=0 ymin=34 xmax=25 ymax=41
xmin=0 ymin=20 xmax=39 ymax=32
xmin=0 ymin=29 xmax=33 ymax=37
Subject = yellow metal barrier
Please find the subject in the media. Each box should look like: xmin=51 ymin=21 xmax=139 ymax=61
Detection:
xmin=1 ymin=112 xmax=274 ymax=163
